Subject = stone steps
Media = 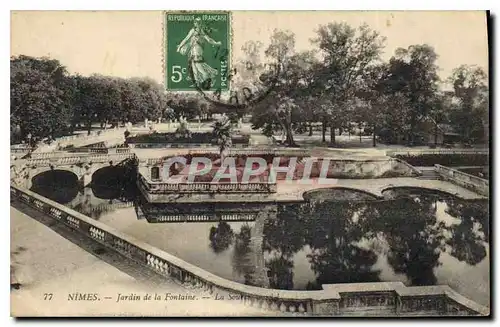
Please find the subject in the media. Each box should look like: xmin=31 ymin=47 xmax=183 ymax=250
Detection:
xmin=417 ymin=167 xmax=440 ymax=180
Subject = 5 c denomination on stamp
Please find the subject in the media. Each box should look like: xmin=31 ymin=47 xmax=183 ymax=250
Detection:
xmin=165 ymin=11 xmax=231 ymax=92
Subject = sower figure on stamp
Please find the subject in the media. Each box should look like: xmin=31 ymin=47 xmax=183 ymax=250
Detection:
xmin=177 ymin=17 xmax=221 ymax=87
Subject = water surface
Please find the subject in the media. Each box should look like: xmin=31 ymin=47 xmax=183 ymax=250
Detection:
xmin=29 ymin=172 xmax=490 ymax=307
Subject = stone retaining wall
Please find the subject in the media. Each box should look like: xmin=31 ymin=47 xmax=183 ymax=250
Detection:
xmin=10 ymin=185 xmax=489 ymax=317
xmin=435 ymin=164 xmax=489 ymax=197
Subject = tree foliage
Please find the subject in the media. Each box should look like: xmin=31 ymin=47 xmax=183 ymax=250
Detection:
xmin=447 ymin=65 xmax=488 ymax=143
xmin=12 ymin=21 xmax=490 ymax=148
xmin=11 ymin=56 xmax=73 ymax=143
xmin=10 ymin=55 xmax=201 ymax=142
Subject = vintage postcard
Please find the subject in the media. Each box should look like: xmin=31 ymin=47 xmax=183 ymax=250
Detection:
xmin=10 ymin=10 xmax=490 ymax=317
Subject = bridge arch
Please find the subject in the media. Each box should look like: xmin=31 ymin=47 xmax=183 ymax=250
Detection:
xmin=27 ymin=166 xmax=84 ymax=188
xmin=91 ymin=164 xmax=136 ymax=200
xmin=29 ymin=169 xmax=80 ymax=204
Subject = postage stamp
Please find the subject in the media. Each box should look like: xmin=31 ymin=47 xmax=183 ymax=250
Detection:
xmin=10 ymin=10 xmax=490 ymax=318
xmin=164 ymin=11 xmax=231 ymax=92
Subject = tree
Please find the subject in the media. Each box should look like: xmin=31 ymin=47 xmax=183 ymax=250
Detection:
xmin=447 ymin=65 xmax=488 ymax=144
xmin=376 ymin=92 xmax=412 ymax=145
xmin=167 ymin=93 xmax=207 ymax=121
xmin=250 ymin=30 xmax=314 ymax=147
xmin=383 ymin=45 xmax=440 ymax=145
xmin=71 ymin=75 xmax=121 ymax=134
xmin=354 ymin=64 xmax=390 ymax=147
xmin=209 ymin=222 xmax=234 ymax=253
xmin=312 ymin=23 xmax=386 ymax=145
xmin=119 ymin=78 xmax=143 ymax=123
xmin=11 ymin=56 xmax=74 ymax=144
xmin=93 ymin=75 xmax=123 ymax=128
xmin=131 ymin=77 xmax=168 ymax=122
xmin=211 ymin=116 xmax=232 ymax=162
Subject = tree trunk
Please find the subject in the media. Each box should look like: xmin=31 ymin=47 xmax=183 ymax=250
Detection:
xmin=86 ymin=120 xmax=92 ymax=136
xmin=285 ymin=124 xmax=297 ymax=147
xmin=372 ymin=124 xmax=377 ymax=147
xmin=308 ymin=122 xmax=313 ymax=136
xmin=321 ymin=120 xmax=326 ymax=142
xmin=408 ymin=116 xmax=415 ymax=146
xmin=330 ymin=123 xmax=336 ymax=145
xmin=434 ymin=122 xmax=438 ymax=146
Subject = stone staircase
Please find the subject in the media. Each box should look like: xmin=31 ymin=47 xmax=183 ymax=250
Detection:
xmin=417 ymin=167 xmax=441 ymax=180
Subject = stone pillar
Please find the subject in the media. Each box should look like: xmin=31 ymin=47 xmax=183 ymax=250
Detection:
xmin=81 ymin=173 xmax=92 ymax=187
xmin=83 ymin=186 xmax=94 ymax=197
xmin=247 ymin=205 xmax=272 ymax=288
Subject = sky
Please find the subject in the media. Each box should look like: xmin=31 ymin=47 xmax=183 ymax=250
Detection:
xmin=11 ymin=11 xmax=489 ymax=85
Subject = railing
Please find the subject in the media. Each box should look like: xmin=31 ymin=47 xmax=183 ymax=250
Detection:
xmin=131 ymin=143 xmax=219 ymax=149
xmin=146 ymin=213 xmax=257 ymax=223
xmin=387 ymin=149 xmax=489 ymax=157
xmin=74 ymin=147 xmax=131 ymax=154
xmin=10 ymin=128 xmax=128 ymax=154
xmin=143 ymin=148 xmax=312 ymax=166
xmin=87 ymin=201 xmax=134 ymax=212
xmin=54 ymin=128 xmax=127 ymax=150
xmin=25 ymin=153 xmax=136 ymax=167
xmin=28 ymin=147 xmax=131 ymax=158
xmin=10 ymin=146 xmax=34 ymax=153
xmin=435 ymin=165 xmax=489 ymax=197
xmin=57 ymin=127 xmax=127 ymax=142
xmin=138 ymin=174 xmax=277 ymax=194
xmin=227 ymin=148 xmax=311 ymax=157
xmin=10 ymin=185 xmax=489 ymax=316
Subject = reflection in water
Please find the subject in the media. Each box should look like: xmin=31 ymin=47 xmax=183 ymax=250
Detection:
xmin=209 ymin=222 xmax=234 ymax=253
xmin=31 ymin=179 xmax=490 ymax=306
xmin=30 ymin=165 xmax=138 ymax=219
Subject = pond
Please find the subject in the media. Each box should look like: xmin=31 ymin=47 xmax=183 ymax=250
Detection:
xmin=29 ymin=174 xmax=490 ymax=307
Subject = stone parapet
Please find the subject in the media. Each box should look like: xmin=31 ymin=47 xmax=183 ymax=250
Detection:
xmin=10 ymin=185 xmax=489 ymax=317
xmin=435 ymin=164 xmax=489 ymax=197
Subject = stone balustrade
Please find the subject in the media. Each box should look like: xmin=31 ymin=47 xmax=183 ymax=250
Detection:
xmin=387 ymin=149 xmax=489 ymax=156
xmin=27 ymin=147 xmax=131 ymax=158
xmin=130 ymin=143 xmax=252 ymax=149
xmin=138 ymin=174 xmax=277 ymax=194
xmin=10 ymin=147 xmax=33 ymax=153
xmin=10 ymin=128 xmax=127 ymax=154
xmin=435 ymin=164 xmax=489 ymax=197
xmin=143 ymin=148 xmax=312 ymax=165
xmin=72 ymin=147 xmax=131 ymax=154
xmin=146 ymin=213 xmax=257 ymax=223
xmin=10 ymin=184 xmax=489 ymax=316
xmin=25 ymin=153 xmax=136 ymax=167
xmin=87 ymin=201 xmax=135 ymax=212
xmin=57 ymin=128 xmax=127 ymax=143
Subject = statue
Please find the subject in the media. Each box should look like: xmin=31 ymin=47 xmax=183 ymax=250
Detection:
xmin=177 ymin=17 xmax=221 ymax=87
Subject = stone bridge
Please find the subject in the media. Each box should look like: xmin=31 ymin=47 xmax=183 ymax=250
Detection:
xmin=11 ymin=153 xmax=136 ymax=189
